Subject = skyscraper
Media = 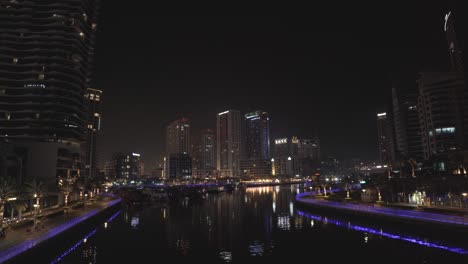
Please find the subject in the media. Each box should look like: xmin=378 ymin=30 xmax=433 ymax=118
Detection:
xmin=244 ymin=111 xmax=270 ymax=160
xmin=111 ymin=152 xmax=142 ymax=180
xmin=200 ymin=129 xmax=215 ymax=170
xmin=84 ymin=88 xmax=102 ymax=181
xmin=166 ymin=118 xmax=191 ymax=156
xmin=240 ymin=110 xmax=271 ymax=179
xmin=392 ymin=86 xmax=424 ymax=162
xmin=0 ymin=0 xmax=100 ymax=188
xmin=165 ymin=118 xmax=191 ymax=179
xmin=217 ymin=110 xmax=241 ymax=178
xmin=444 ymin=10 xmax=464 ymax=72
xmin=376 ymin=112 xmax=395 ymax=163
xmin=418 ymin=72 xmax=465 ymax=159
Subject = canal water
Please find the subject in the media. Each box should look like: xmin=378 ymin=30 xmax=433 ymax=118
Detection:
xmin=9 ymin=184 xmax=468 ymax=263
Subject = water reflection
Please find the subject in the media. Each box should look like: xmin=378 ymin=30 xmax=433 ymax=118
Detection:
xmin=23 ymin=185 xmax=468 ymax=263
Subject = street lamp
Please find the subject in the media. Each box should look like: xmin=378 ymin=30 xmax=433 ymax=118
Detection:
xmin=463 ymin=193 xmax=467 ymax=208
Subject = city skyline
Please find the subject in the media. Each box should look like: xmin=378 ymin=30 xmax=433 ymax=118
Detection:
xmin=91 ymin=2 xmax=467 ymax=168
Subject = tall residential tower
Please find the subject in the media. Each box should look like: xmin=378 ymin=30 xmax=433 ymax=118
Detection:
xmin=217 ymin=110 xmax=241 ymax=178
xmin=0 ymin=0 xmax=100 ymax=188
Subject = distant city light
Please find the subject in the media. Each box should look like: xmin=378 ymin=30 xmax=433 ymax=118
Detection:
xmin=218 ymin=110 xmax=229 ymax=115
xmin=377 ymin=112 xmax=386 ymax=117
xmin=132 ymin=153 xmax=140 ymax=157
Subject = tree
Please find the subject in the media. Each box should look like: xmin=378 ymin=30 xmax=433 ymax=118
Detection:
xmin=0 ymin=177 xmax=16 ymax=227
xmin=74 ymin=176 xmax=87 ymax=201
xmin=58 ymin=176 xmax=76 ymax=207
xmin=10 ymin=200 xmax=27 ymax=221
xmin=25 ymin=180 xmax=47 ymax=228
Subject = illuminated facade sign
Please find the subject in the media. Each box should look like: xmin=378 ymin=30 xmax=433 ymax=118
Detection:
xmin=132 ymin=153 xmax=140 ymax=157
xmin=377 ymin=112 xmax=386 ymax=117
xmin=275 ymin=138 xmax=287 ymax=144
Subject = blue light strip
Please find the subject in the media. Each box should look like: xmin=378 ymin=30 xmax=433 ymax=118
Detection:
xmin=297 ymin=210 xmax=468 ymax=255
xmin=0 ymin=198 xmax=121 ymax=263
xmin=49 ymin=229 xmax=97 ymax=264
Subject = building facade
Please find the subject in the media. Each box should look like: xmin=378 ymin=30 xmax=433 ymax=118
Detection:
xmin=111 ymin=153 xmax=142 ymax=180
xmin=0 ymin=0 xmax=100 ymax=189
xmin=169 ymin=153 xmax=192 ymax=180
xmin=217 ymin=110 xmax=241 ymax=177
xmin=166 ymin=118 xmax=191 ymax=156
xmin=244 ymin=110 xmax=270 ymax=160
xmin=377 ymin=112 xmax=395 ymax=163
xmin=84 ymin=88 xmax=102 ymax=181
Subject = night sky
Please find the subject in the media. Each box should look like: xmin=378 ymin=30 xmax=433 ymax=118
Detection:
xmin=93 ymin=2 xmax=467 ymax=171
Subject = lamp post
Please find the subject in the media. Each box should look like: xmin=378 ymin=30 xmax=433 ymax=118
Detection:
xmin=463 ymin=193 xmax=467 ymax=209
xmin=33 ymin=193 xmax=39 ymax=229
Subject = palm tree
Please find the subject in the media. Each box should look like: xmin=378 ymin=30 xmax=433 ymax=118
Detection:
xmin=0 ymin=177 xmax=16 ymax=227
xmin=74 ymin=175 xmax=87 ymax=201
xmin=10 ymin=200 xmax=27 ymax=222
xmin=25 ymin=180 xmax=47 ymax=228
xmin=58 ymin=176 xmax=76 ymax=207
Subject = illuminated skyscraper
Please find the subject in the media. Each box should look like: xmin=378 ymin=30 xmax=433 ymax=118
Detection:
xmin=244 ymin=110 xmax=270 ymax=160
xmin=376 ymin=112 xmax=395 ymax=163
xmin=166 ymin=118 xmax=191 ymax=179
xmin=0 ymin=0 xmax=100 ymax=188
xmin=84 ymin=88 xmax=102 ymax=181
xmin=166 ymin=118 xmax=191 ymax=156
xmin=217 ymin=110 xmax=241 ymax=177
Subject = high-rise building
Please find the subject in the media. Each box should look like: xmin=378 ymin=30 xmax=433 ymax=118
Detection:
xmin=418 ymin=72 xmax=466 ymax=159
xmin=297 ymin=138 xmax=320 ymax=161
xmin=111 ymin=152 xmax=142 ymax=180
xmin=200 ymin=129 xmax=215 ymax=170
xmin=392 ymin=86 xmax=424 ymax=161
xmin=444 ymin=10 xmax=464 ymax=73
xmin=166 ymin=118 xmax=191 ymax=156
xmin=166 ymin=118 xmax=191 ymax=179
xmin=217 ymin=110 xmax=241 ymax=177
xmin=272 ymin=137 xmax=320 ymax=178
xmin=244 ymin=111 xmax=270 ymax=160
xmin=272 ymin=137 xmax=300 ymax=177
xmin=169 ymin=153 xmax=192 ymax=180
xmin=0 ymin=0 xmax=100 ymax=188
xmin=84 ymin=88 xmax=102 ymax=181
xmin=376 ymin=112 xmax=395 ymax=163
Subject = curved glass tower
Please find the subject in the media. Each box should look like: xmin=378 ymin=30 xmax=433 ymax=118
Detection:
xmin=0 ymin=0 xmax=100 ymax=187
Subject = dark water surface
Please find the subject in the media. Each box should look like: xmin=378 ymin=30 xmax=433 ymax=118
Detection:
xmin=9 ymin=185 xmax=468 ymax=263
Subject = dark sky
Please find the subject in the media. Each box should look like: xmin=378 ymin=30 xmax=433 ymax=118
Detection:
xmin=93 ymin=2 xmax=466 ymax=171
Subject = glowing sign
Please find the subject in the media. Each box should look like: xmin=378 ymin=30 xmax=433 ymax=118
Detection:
xmin=275 ymin=138 xmax=287 ymax=144
xmin=132 ymin=153 xmax=140 ymax=157
xmin=377 ymin=113 xmax=386 ymax=117
xmin=444 ymin=11 xmax=451 ymax=32
xmin=218 ymin=110 xmax=229 ymax=116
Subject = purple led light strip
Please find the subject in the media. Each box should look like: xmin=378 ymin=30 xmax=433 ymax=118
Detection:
xmin=48 ymin=210 xmax=122 ymax=264
xmin=0 ymin=198 xmax=121 ymax=263
xmin=297 ymin=210 xmax=468 ymax=255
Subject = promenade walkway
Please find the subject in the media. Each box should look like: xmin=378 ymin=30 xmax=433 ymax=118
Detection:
xmin=0 ymin=197 xmax=121 ymax=263
xmin=295 ymin=192 xmax=468 ymax=228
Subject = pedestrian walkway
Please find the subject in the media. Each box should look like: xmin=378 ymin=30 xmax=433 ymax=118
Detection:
xmin=0 ymin=197 xmax=121 ymax=263
xmin=295 ymin=192 xmax=468 ymax=228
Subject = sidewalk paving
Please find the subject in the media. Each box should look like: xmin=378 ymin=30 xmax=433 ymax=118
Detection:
xmin=0 ymin=197 xmax=121 ymax=263
xmin=296 ymin=192 xmax=468 ymax=228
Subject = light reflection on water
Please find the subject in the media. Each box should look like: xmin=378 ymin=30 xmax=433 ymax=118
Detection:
xmin=15 ymin=185 xmax=468 ymax=263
